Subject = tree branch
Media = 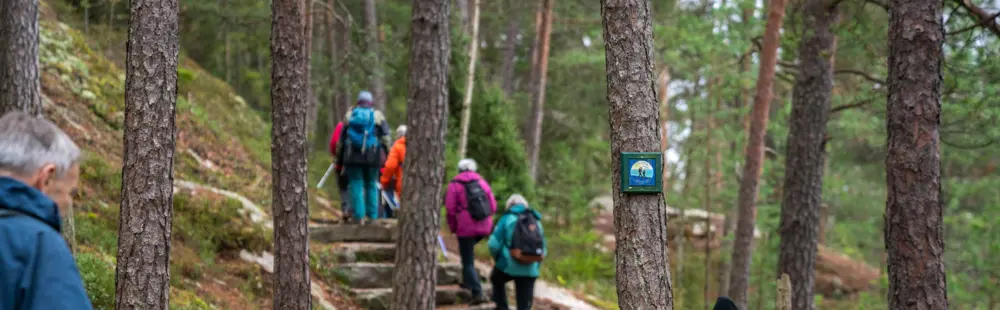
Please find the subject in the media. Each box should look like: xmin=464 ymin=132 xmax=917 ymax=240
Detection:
xmin=951 ymin=0 xmax=1000 ymax=38
xmin=834 ymin=69 xmax=885 ymax=85
xmin=948 ymin=11 xmax=1000 ymax=35
xmin=830 ymin=97 xmax=877 ymax=114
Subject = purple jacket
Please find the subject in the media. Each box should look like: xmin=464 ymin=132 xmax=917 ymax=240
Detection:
xmin=445 ymin=171 xmax=497 ymax=237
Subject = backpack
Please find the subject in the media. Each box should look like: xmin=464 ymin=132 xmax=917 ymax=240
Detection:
xmin=507 ymin=209 xmax=545 ymax=264
xmin=453 ymin=179 xmax=491 ymax=221
xmin=343 ymin=107 xmax=381 ymax=165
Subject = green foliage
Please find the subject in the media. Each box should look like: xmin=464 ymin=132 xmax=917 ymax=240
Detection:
xmin=172 ymin=192 xmax=272 ymax=259
xmin=76 ymin=251 xmax=116 ymax=310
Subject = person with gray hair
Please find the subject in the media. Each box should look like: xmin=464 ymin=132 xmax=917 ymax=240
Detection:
xmin=487 ymin=193 xmax=547 ymax=310
xmin=444 ymin=158 xmax=497 ymax=304
xmin=0 ymin=111 xmax=92 ymax=309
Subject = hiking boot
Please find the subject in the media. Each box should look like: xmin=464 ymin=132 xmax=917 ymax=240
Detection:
xmin=468 ymin=295 xmax=489 ymax=305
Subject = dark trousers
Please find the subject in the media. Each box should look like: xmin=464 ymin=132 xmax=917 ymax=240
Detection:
xmin=458 ymin=236 xmax=485 ymax=297
xmin=490 ymin=267 xmax=535 ymax=310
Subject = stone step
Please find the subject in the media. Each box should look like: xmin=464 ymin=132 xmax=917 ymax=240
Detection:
xmin=334 ymin=262 xmax=485 ymax=288
xmin=436 ymin=303 xmax=504 ymax=310
xmin=352 ymin=285 xmax=494 ymax=310
xmin=311 ymin=222 xmax=398 ymax=243
xmin=329 ymin=242 xmax=396 ymax=263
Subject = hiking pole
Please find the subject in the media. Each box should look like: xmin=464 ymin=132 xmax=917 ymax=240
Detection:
xmin=438 ymin=235 xmax=448 ymax=258
xmin=316 ymin=163 xmax=336 ymax=189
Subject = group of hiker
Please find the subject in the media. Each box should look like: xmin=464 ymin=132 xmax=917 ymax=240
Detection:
xmin=328 ymin=90 xmax=549 ymax=309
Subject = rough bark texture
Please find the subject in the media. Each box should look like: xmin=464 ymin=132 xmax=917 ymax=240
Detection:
xmin=776 ymin=0 xmax=837 ymax=309
xmin=270 ymin=0 xmax=312 ymax=308
xmin=364 ymin=0 xmax=386 ymax=110
xmin=600 ymin=0 xmax=674 ymax=309
xmin=392 ymin=0 xmax=450 ymax=308
xmin=0 ymin=0 xmax=41 ymax=117
xmin=114 ymin=0 xmax=179 ymax=308
xmin=885 ymin=0 xmax=948 ymax=308
xmin=526 ymin=0 xmax=553 ymax=181
xmin=457 ymin=0 xmax=479 ymax=159
xmin=727 ymin=0 xmax=788 ymax=306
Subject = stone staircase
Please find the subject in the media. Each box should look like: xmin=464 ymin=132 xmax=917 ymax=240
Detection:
xmin=311 ymin=221 xmax=497 ymax=310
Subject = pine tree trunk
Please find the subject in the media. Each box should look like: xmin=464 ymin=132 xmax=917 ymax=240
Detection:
xmin=499 ymin=10 xmax=519 ymax=97
xmin=304 ymin=0 xmax=317 ymax=140
xmin=334 ymin=2 xmax=351 ymax=120
xmin=392 ymin=0 xmax=450 ymax=308
xmin=524 ymin=2 xmax=543 ymax=134
xmin=364 ymin=0 xmax=386 ymax=110
xmin=0 ymin=0 xmax=41 ymax=117
xmin=270 ymin=0 xmax=312 ymax=308
xmin=726 ymin=0 xmax=788 ymax=306
xmin=114 ymin=0 xmax=179 ymax=308
xmin=885 ymin=0 xmax=948 ymax=308
xmin=526 ymin=0 xmax=553 ymax=181
xmin=776 ymin=0 xmax=837 ymax=308
xmin=456 ymin=0 xmax=469 ymax=33
xmin=327 ymin=0 xmax=341 ymax=123
xmin=457 ymin=0 xmax=480 ymax=159
xmin=601 ymin=0 xmax=674 ymax=308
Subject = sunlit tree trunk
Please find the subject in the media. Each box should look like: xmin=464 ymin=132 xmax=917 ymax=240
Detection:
xmin=526 ymin=0 xmax=553 ymax=181
xmin=392 ymin=0 xmax=451 ymax=307
xmin=457 ymin=0 xmax=480 ymax=159
xmin=0 ymin=0 xmax=41 ymax=117
xmin=657 ymin=65 xmax=671 ymax=192
xmin=114 ymin=0 xmax=179 ymax=308
xmin=601 ymin=0 xmax=674 ymax=308
xmin=499 ymin=6 xmax=519 ymax=97
xmin=270 ymin=0 xmax=311 ymax=308
xmin=776 ymin=0 xmax=838 ymax=308
xmin=726 ymin=0 xmax=788 ymax=306
xmin=885 ymin=0 xmax=948 ymax=308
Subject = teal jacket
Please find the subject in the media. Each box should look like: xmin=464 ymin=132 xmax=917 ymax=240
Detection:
xmin=487 ymin=204 xmax=546 ymax=278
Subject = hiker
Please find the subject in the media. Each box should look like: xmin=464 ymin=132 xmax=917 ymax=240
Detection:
xmin=488 ymin=194 xmax=546 ymax=310
xmin=336 ymin=90 xmax=391 ymax=224
xmin=378 ymin=125 xmax=407 ymax=218
xmin=444 ymin=158 xmax=497 ymax=304
xmin=0 ymin=111 xmax=93 ymax=309
xmin=328 ymin=121 xmax=352 ymax=221
xmin=713 ymin=296 xmax=738 ymax=310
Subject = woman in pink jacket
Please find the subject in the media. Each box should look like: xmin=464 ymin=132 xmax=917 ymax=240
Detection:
xmin=444 ymin=158 xmax=497 ymax=305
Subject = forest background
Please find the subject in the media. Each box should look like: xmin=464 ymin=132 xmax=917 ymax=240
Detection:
xmin=26 ymin=0 xmax=1000 ymax=308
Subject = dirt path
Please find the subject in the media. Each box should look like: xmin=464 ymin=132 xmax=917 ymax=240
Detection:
xmin=439 ymin=234 xmax=602 ymax=310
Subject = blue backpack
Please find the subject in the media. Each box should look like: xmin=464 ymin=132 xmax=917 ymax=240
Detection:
xmin=342 ymin=107 xmax=382 ymax=167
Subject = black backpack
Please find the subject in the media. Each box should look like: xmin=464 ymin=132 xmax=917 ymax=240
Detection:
xmin=508 ymin=209 xmax=545 ymax=264
xmin=453 ymin=179 xmax=491 ymax=221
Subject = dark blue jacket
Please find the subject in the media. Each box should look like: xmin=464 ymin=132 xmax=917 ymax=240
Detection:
xmin=0 ymin=177 xmax=92 ymax=310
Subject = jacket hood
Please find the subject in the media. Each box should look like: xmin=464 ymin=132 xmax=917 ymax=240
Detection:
xmin=507 ymin=204 xmax=542 ymax=220
xmin=0 ymin=177 xmax=61 ymax=232
xmin=452 ymin=170 xmax=482 ymax=182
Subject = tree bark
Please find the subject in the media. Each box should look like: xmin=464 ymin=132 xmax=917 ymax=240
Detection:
xmin=456 ymin=0 xmax=469 ymax=33
xmin=114 ymin=0 xmax=179 ymax=308
xmin=270 ymin=0 xmax=312 ymax=308
xmin=885 ymin=0 xmax=949 ymax=308
xmin=304 ymin=0 xmax=317 ymax=141
xmin=392 ymin=0 xmax=450 ymax=308
xmin=776 ymin=0 xmax=837 ymax=309
xmin=457 ymin=0 xmax=480 ymax=159
xmin=333 ymin=2 xmax=351 ymax=121
xmin=726 ymin=0 xmax=788 ymax=306
xmin=499 ymin=9 xmax=519 ymax=97
xmin=364 ymin=0 xmax=386 ymax=110
xmin=600 ymin=0 xmax=674 ymax=308
xmin=0 ymin=0 xmax=41 ymax=117
xmin=526 ymin=0 xmax=553 ymax=181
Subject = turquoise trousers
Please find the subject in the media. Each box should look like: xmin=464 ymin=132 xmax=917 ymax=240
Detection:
xmin=346 ymin=166 xmax=379 ymax=221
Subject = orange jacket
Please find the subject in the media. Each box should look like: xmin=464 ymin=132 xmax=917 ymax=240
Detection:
xmin=380 ymin=137 xmax=406 ymax=193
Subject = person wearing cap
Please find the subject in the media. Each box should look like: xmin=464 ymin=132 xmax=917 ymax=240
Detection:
xmin=336 ymin=90 xmax=391 ymax=224
xmin=444 ymin=159 xmax=497 ymax=304
xmin=379 ymin=125 xmax=407 ymax=218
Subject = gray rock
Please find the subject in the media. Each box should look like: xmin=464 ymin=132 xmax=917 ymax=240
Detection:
xmin=333 ymin=262 xmax=468 ymax=288
xmin=352 ymin=285 xmax=494 ymax=310
xmin=311 ymin=222 xmax=398 ymax=243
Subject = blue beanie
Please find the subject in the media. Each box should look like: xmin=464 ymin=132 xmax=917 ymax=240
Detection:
xmin=357 ymin=91 xmax=373 ymax=105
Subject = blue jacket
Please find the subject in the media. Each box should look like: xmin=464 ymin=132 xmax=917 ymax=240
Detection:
xmin=0 ymin=177 xmax=92 ymax=310
xmin=487 ymin=204 xmax=546 ymax=278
